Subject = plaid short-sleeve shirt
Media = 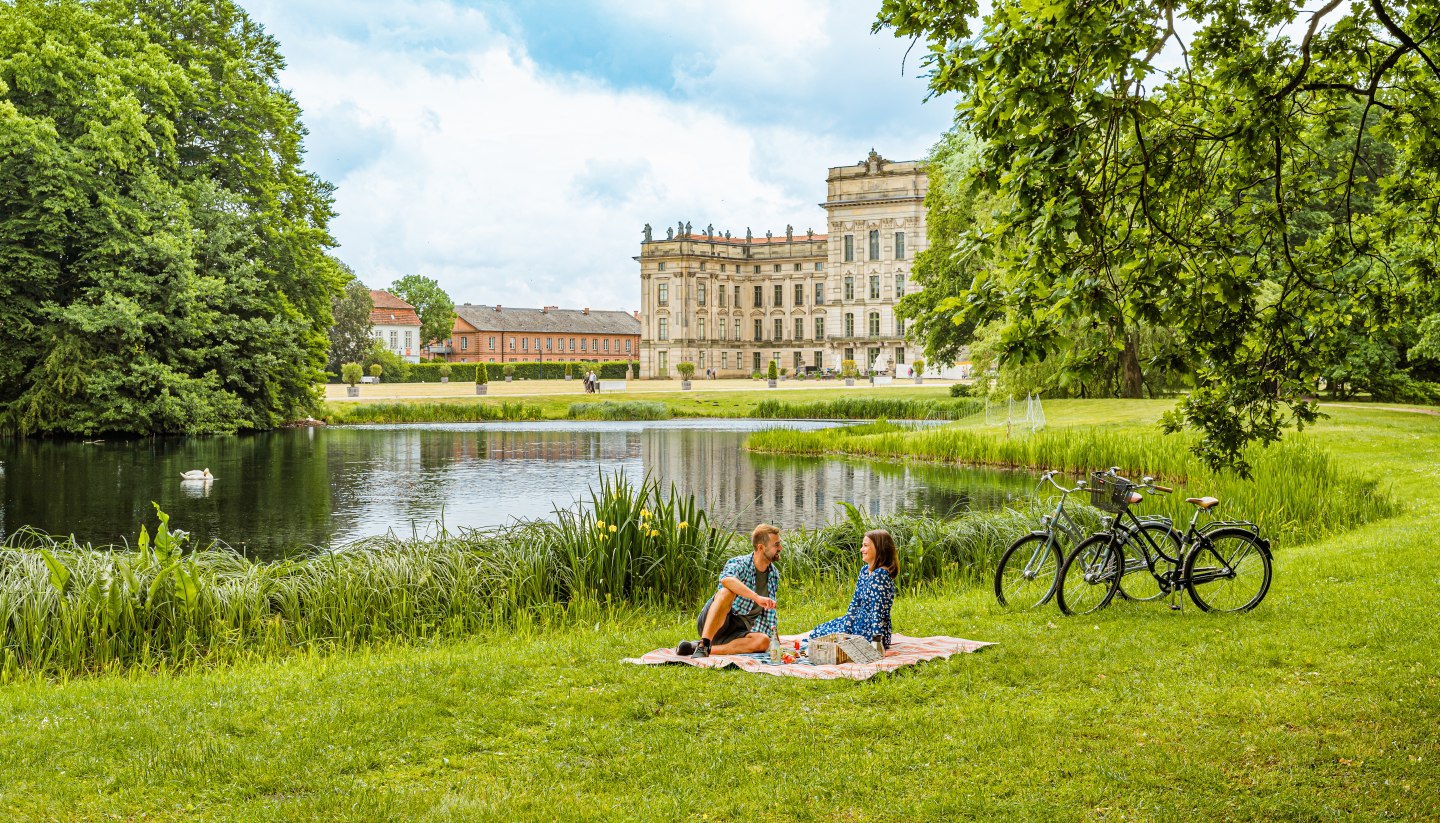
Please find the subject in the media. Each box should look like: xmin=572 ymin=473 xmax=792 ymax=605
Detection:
xmin=717 ymin=553 xmax=779 ymax=638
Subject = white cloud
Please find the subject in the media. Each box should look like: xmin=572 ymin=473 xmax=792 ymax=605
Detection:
xmin=245 ymin=0 xmax=951 ymax=310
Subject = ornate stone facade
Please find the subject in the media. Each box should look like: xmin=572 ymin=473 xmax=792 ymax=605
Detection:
xmin=637 ymin=150 xmax=927 ymax=377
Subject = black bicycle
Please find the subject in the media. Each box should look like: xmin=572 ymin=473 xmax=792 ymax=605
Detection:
xmin=994 ymin=471 xmax=1179 ymax=610
xmin=1056 ymin=468 xmax=1273 ymax=615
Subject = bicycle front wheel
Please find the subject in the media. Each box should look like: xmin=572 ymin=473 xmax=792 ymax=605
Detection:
xmin=1184 ymin=528 xmax=1272 ymax=613
xmin=1116 ymin=521 xmax=1181 ymax=602
xmin=1056 ymin=535 xmax=1121 ymax=616
xmin=995 ymin=532 xmax=1063 ymax=609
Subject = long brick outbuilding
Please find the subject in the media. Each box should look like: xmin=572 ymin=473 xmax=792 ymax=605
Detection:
xmin=438 ymin=304 xmax=641 ymax=363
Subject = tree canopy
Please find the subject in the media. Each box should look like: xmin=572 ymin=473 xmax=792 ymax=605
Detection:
xmin=877 ymin=0 xmax=1440 ymax=473
xmin=327 ymin=271 xmax=374 ymax=376
xmin=0 ymin=0 xmax=342 ymax=436
xmin=390 ymin=274 xmax=456 ymax=352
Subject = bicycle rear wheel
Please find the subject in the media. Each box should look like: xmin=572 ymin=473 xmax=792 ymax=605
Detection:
xmin=1056 ymin=535 xmax=1121 ymax=616
xmin=995 ymin=532 xmax=1063 ymax=609
xmin=1184 ymin=528 xmax=1272 ymax=613
xmin=1116 ymin=521 xmax=1181 ymax=602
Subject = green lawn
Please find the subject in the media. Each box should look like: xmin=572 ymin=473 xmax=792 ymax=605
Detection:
xmin=1 ymin=404 xmax=1437 ymax=821
xmin=321 ymin=384 xmax=962 ymax=423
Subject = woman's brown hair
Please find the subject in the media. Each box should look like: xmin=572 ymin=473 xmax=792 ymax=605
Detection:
xmin=866 ymin=529 xmax=899 ymax=577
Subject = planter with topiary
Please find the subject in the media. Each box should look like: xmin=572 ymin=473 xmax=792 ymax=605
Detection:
xmin=565 ymin=363 xmax=574 ymax=381
xmin=342 ymin=362 xmax=363 ymax=397
xmin=841 ymin=359 xmax=858 ymax=387
xmin=476 ymin=363 xmax=489 ymax=395
xmin=912 ymin=358 xmax=925 ymax=385
xmin=369 ymin=363 xmax=383 ymax=384
xmin=438 ymin=362 xmax=451 ymax=383
xmin=503 ymin=364 xmax=515 ymax=382
xmin=676 ymin=362 xmax=695 ymax=390
xmin=766 ymin=360 xmax=778 ymax=388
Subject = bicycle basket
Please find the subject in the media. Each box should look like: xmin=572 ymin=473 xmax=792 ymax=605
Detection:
xmin=1088 ymin=472 xmax=1134 ymax=514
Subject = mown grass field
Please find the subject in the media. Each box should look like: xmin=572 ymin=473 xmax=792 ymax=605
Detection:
xmin=0 ymin=402 xmax=1436 ymax=821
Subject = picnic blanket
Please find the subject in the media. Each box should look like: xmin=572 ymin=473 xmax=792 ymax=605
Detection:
xmin=622 ymin=633 xmax=993 ymax=681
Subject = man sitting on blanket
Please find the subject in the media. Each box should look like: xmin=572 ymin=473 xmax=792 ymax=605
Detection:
xmin=677 ymin=524 xmax=782 ymax=659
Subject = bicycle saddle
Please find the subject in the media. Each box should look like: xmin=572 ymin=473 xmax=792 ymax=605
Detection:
xmin=1185 ymin=496 xmax=1221 ymax=509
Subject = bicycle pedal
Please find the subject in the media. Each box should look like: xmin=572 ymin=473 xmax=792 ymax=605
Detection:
xmin=1168 ymin=603 xmax=1182 ymax=611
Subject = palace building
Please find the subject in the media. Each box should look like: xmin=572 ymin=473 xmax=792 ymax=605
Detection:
xmin=637 ymin=150 xmax=927 ymax=378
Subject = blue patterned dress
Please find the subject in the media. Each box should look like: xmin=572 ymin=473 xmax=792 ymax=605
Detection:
xmin=808 ymin=566 xmax=896 ymax=648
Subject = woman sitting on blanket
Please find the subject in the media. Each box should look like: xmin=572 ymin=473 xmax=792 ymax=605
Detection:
xmin=808 ymin=529 xmax=898 ymax=649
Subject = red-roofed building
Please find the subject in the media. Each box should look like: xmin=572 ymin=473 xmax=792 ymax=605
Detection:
xmin=369 ymin=290 xmax=423 ymax=363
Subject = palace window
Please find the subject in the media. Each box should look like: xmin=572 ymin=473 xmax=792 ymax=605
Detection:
xmin=773 ymin=284 xmax=783 ymax=306
xmin=657 ymin=282 xmax=669 ymax=306
xmin=869 ymin=229 xmax=879 ymax=260
xmin=794 ymin=283 xmax=804 ymax=306
xmin=844 ymin=276 xmax=854 ymax=301
xmin=754 ymin=319 xmax=763 ymax=341
xmin=546 ymin=338 xmax=553 ymax=351
xmin=656 ymin=320 xmax=668 ymax=341
xmin=895 ymin=232 xmax=905 ymax=260
xmin=794 ymin=317 xmax=804 ymax=340
xmin=815 ymin=317 xmax=825 ymax=338
xmin=773 ymin=318 xmax=783 ymax=340
xmin=814 ymin=262 xmax=823 ymax=271
xmin=897 ymin=347 xmax=907 ymax=364
xmin=522 ymin=337 xmax=529 ymax=351
xmin=844 ymin=313 xmax=855 ymax=336
xmin=626 ymin=339 xmax=632 ymax=352
xmin=509 ymin=338 xmax=515 ymax=351
xmin=658 ymin=262 xmax=666 ymax=271
xmin=603 ymin=339 xmax=609 ymax=352
xmin=719 ymin=284 xmax=727 ymax=307
xmin=753 ymin=352 xmax=762 ymax=371
xmin=815 ymin=283 xmax=825 ymax=305
xmin=869 ymin=275 xmax=880 ymax=299
xmin=722 ymin=352 xmax=729 ymax=369
xmin=753 ymin=265 xmax=760 ymax=273
xmin=592 ymin=338 xmax=598 ymax=352
xmin=868 ymin=312 xmax=880 ymax=337
xmin=896 ymin=273 xmax=906 ymax=295
xmin=843 ymin=234 xmax=854 ymax=262
xmin=793 ymin=351 xmax=803 ymax=370
xmin=896 ymin=317 xmax=906 ymax=336
xmin=569 ymin=338 xmax=576 ymax=351
xmin=389 ymin=331 xmax=398 ymax=349
xmin=774 ymin=264 xmax=781 ymax=273
xmin=404 ymin=331 xmax=412 ymax=351
xmin=813 ymin=351 xmax=822 ymax=368
xmin=754 ymin=285 xmax=764 ymax=308
xmin=698 ymin=317 xmax=706 ymax=340
xmin=698 ymin=283 xmax=706 ymax=306
xmin=720 ymin=320 xmax=727 ymax=341
xmin=733 ymin=320 xmax=740 ymax=340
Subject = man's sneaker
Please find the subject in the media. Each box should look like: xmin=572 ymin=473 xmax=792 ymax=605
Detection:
xmin=675 ymin=640 xmax=695 ymax=656
xmin=690 ymin=640 xmax=711 ymax=659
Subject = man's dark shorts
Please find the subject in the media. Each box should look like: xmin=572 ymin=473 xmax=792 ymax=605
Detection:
xmin=697 ymin=594 xmax=755 ymax=645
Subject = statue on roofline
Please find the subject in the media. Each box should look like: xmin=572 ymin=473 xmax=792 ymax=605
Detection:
xmin=643 ymin=223 xmax=652 ymax=242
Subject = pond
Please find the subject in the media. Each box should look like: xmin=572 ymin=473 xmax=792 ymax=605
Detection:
xmin=0 ymin=420 xmax=1037 ymax=560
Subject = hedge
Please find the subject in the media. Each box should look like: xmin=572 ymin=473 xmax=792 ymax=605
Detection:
xmin=327 ymin=361 xmax=639 ymax=383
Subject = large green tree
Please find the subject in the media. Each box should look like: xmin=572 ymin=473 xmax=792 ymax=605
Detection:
xmin=389 ymin=274 xmax=456 ymax=353
xmin=327 ymin=267 xmax=374 ymax=375
xmin=0 ymin=0 xmax=341 ymax=435
xmin=877 ymin=0 xmax=1440 ymax=473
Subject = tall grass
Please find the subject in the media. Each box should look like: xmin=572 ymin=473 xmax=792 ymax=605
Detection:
xmin=327 ymin=401 xmax=545 ymax=424
xmin=747 ymin=424 xmax=1397 ymax=546
xmin=0 ymin=477 xmax=737 ymax=678
xmin=750 ymin=397 xmax=984 ymax=420
xmin=567 ymin=401 xmax=671 ymax=420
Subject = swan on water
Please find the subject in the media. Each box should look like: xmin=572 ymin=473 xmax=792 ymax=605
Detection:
xmin=179 ymin=469 xmax=214 ymax=481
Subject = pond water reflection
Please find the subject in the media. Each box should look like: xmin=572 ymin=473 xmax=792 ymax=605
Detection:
xmin=0 ymin=421 xmax=1036 ymax=560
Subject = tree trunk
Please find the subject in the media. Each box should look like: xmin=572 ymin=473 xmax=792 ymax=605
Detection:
xmin=1120 ymin=333 xmax=1144 ymax=399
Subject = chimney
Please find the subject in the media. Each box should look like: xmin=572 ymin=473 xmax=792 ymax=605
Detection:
xmin=583 ymin=307 xmax=590 ymax=315
xmin=495 ymin=305 xmax=502 ymax=311
xmin=543 ymin=305 xmax=557 ymax=313
xmin=632 ymin=310 xmax=640 ymax=320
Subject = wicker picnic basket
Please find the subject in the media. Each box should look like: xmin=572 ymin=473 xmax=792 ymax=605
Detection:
xmin=810 ymin=633 xmax=883 ymax=665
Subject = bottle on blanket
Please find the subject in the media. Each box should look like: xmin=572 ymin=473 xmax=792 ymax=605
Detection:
xmin=769 ymin=632 xmax=782 ymax=663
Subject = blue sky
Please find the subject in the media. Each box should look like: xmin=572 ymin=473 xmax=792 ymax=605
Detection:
xmin=242 ymin=0 xmax=956 ymax=309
